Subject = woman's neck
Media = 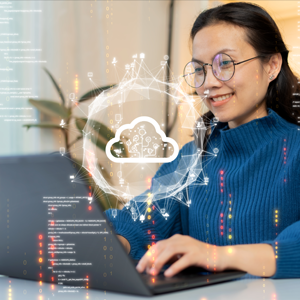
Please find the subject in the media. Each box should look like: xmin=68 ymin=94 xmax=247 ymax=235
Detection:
xmin=228 ymin=102 xmax=268 ymax=129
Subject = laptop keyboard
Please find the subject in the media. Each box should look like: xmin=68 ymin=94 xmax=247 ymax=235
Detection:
xmin=140 ymin=265 xmax=212 ymax=286
xmin=132 ymin=260 xmax=246 ymax=293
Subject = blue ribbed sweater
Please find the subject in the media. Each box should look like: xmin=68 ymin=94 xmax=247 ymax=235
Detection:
xmin=106 ymin=109 xmax=300 ymax=279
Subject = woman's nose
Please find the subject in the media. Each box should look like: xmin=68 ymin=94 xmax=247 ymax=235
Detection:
xmin=203 ymin=65 xmax=223 ymax=90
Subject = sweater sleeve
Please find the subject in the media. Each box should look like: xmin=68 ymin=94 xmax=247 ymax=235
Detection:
xmin=261 ymin=220 xmax=300 ymax=279
xmin=105 ymin=142 xmax=194 ymax=260
xmin=106 ymin=191 xmax=157 ymax=260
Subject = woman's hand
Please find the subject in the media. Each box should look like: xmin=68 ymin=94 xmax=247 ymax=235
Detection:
xmin=136 ymin=234 xmax=276 ymax=278
xmin=136 ymin=234 xmax=227 ymax=277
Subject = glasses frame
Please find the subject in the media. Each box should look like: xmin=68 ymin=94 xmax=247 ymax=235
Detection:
xmin=183 ymin=53 xmax=265 ymax=88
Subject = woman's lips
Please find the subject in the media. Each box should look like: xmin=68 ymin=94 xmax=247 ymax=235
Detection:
xmin=209 ymin=93 xmax=234 ymax=107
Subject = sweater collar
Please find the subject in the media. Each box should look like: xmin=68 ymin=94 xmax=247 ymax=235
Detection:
xmin=209 ymin=109 xmax=293 ymax=155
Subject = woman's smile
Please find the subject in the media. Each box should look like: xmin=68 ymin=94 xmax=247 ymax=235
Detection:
xmin=208 ymin=92 xmax=235 ymax=107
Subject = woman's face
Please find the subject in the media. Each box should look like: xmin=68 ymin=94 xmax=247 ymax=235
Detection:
xmin=192 ymin=22 xmax=274 ymax=128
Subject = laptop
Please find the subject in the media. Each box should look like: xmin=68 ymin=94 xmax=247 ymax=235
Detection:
xmin=0 ymin=153 xmax=245 ymax=296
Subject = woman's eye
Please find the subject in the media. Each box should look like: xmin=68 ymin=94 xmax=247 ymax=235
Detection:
xmin=220 ymin=61 xmax=232 ymax=68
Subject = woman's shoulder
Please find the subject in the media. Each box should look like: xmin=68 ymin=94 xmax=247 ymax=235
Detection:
xmin=180 ymin=140 xmax=197 ymax=155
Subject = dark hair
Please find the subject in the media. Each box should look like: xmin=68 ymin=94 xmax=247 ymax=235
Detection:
xmin=191 ymin=2 xmax=300 ymax=150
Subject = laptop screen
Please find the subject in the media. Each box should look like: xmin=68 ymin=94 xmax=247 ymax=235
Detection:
xmin=0 ymin=153 xmax=147 ymax=295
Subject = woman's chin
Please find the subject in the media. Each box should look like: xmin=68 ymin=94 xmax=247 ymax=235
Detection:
xmin=211 ymin=111 xmax=232 ymax=124
xmin=207 ymin=104 xmax=236 ymax=124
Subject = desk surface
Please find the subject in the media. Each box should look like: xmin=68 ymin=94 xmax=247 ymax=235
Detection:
xmin=0 ymin=275 xmax=299 ymax=300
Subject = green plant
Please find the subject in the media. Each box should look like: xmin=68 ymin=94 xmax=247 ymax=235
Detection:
xmin=23 ymin=67 xmax=124 ymax=210
xmin=24 ymin=68 xmax=119 ymax=152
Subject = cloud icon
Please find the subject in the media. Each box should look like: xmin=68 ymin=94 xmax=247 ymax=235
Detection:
xmin=105 ymin=116 xmax=179 ymax=163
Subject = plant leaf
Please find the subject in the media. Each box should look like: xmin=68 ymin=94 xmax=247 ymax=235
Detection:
xmin=85 ymin=118 xmax=114 ymax=141
xmin=91 ymin=135 xmax=107 ymax=152
xmin=29 ymin=99 xmax=69 ymax=119
xmin=78 ymin=85 xmax=116 ymax=103
xmin=89 ymin=118 xmax=128 ymax=157
xmin=75 ymin=118 xmax=112 ymax=142
xmin=75 ymin=118 xmax=106 ymax=151
xmin=75 ymin=118 xmax=87 ymax=133
xmin=43 ymin=67 xmax=66 ymax=105
xmin=92 ymin=136 xmax=126 ymax=158
xmin=23 ymin=123 xmax=62 ymax=130
xmin=110 ymin=140 xmax=127 ymax=158
xmin=75 ymin=118 xmax=127 ymax=157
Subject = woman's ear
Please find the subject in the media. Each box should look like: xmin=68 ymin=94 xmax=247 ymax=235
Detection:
xmin=267 ymin=53 xmax=282 ymax=81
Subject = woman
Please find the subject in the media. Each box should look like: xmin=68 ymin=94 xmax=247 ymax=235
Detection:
xmin=106 ymin=2 xmax=300 ymax=279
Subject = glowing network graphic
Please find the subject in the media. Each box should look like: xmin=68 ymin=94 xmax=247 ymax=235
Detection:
xmin=73 ymin=53 xmax=219 ymax=222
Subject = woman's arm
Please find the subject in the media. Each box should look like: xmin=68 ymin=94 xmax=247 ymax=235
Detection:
xmin=117 ymin=235 xmax=131 ymax=254
xmin=106 ymin=196 xmax=183 ymax=260
xmin=221 ymin=243 xmax=276 ymax=277
xmin=106 ymin=142 xmax=196 ymax=260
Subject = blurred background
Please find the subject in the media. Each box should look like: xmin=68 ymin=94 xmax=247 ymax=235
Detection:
xmin=2 ymin=0 xmax=300 ymax=155
xmin=1 ymin=0 xmax=300 ymax=197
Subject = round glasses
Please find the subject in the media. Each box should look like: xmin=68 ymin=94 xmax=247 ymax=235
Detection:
xmin=183 ymin=53 xmax=264 ymax=88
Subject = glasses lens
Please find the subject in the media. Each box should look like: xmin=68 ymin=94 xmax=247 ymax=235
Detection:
xmin=183 ymin=61 xmax=204 ymax=88
xmin=212 ymin=53 xmax=234 ymax=81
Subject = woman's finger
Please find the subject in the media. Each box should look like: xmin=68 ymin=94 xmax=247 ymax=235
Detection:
xmin=136 ymin=241 xmax=165 ymax=273
xmin=148 ymin=243 xmax=186 ymax=275
xmin=136 ymin=248 xmax=153 ymax=273
xmin=164 ymin=254 xmax=194 ymax=277
xmin=149 ymin=252 xmax=179 ymax=275
xmin=136 ymin=237 xmax=186 ymax=274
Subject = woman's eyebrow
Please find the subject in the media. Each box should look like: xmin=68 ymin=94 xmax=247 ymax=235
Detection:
xmin=192 ymin=48 xmax=236 ymax=63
